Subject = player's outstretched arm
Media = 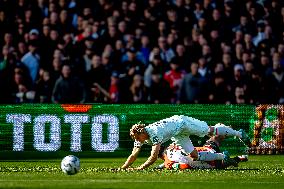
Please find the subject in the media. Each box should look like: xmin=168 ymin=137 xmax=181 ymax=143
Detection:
xmin=136 ymin=144 xmax=161 ymax=170
xmin=121 ymin=147 xmax=141 ymax=169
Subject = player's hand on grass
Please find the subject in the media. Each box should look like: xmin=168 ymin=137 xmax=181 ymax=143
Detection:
xmin=122 ymin=167 xmax=143 ymax=171
xmin=135 ymin=167 xmax=145 ymax=170
xmin=127 ymin=167 xmax=141 ymax=171
xmin=118 ymin=167 xmax=136 ymax=171
xmin=110 ymin=168 xmax=120 ymax=172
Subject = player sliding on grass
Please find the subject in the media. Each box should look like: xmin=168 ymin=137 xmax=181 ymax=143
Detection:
xmin=121 ymin=115 xmax=249 ymax=170
xmin=161 ymin=135 xmax=248 ymax=170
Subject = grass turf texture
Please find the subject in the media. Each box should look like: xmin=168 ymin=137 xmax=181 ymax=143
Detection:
xmin=0 ymin=155 xmax=283 ymax=189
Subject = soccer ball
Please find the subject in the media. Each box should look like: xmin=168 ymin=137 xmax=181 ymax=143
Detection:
xmin=61 ymin=155 xmax=80 ymax=175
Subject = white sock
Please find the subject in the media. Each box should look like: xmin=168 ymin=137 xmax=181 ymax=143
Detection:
xmin=198 ymin=151 xmax=224 ymax=161
xmin=213 ymin=124 xmax=241 ymax=137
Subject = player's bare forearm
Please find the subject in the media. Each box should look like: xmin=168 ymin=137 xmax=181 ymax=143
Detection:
xmin=121 ymin=147 xmax=140 ymax=169
xmin=121 ymin=155 xmax=136 ymax=169
xmin=137 ymin=154 xmax=158 ymax=170
xmin=137 ymin=144 xmax=160 ymax=170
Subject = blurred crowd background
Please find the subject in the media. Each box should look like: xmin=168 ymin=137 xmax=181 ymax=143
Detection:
xmin=0 ymin=0 xmax=284 ymax=104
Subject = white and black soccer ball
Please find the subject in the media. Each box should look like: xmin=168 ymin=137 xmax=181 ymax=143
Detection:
xmin=61 ymin=155 xmax=80 ymax=175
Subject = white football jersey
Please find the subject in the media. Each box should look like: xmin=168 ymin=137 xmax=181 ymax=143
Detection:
xmin=133 ymin=115 xmax=208 ymax=147
xmin=144 ymin=115 xmax=185 ymax=145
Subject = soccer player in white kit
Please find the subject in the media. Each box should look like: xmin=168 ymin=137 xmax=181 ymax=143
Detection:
xmin=121 ymin=115 xmax=248 ymax=170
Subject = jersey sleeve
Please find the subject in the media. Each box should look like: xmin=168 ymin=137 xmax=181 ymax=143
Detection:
xmin=145 ymin=125 xmax=163 ymax=145
xmin=134 ymin=140 xmax=143 ymax=148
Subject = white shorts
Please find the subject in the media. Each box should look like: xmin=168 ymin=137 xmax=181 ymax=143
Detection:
xmin=180 ymin=115 xmax=209 ymax=137
xmin=171 ymin=116 xmax=209 ymax=154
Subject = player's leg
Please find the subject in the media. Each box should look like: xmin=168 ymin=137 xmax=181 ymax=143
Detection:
xmin=171 ymin=136 xmax=196 ymax=158
xmin=198 ymin=151 xmax=225 ymax=161
xmin=224 ymin=154 xmax=248 ymax=168
xmin=181 ymin=116 xmax=209 ymax=137
xmin=181 ymin=116 xmax=249 ymax=142
xmin=196 ymin=146 xmax=225 ymax=161
xmin=172 ymin=136 xmax=225 ymax=161
xmin=205 ymin=136 xmax=246 ymax=168
xmin=209 ymin=123 xmax=243 ymax=138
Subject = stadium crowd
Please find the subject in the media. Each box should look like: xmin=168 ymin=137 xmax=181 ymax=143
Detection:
xmin=0 ymin=0 xmax=284 ymax=104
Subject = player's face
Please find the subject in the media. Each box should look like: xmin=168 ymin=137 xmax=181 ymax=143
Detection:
xmin=134 ymin=133 xmax=148 ymax=143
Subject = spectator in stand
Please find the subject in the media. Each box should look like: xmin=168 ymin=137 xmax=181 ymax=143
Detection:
xmin=148 ymin=69 xmax=172 ymax=104
xmin=198 ymin=56 xmax=212 ymax=79
xmin=278 ymin=43 xmax=284 ymax=67
xmin=108 ymin=72 xmax=121 ymax=103
xmin=246 ymin=69 xmax=266 ymax=104
xmin=253 ymin=20 xmax=266 ymax=47
xmin=180 ymin=62 xmax=205 ymax=103
xmin=86 ymin=54 xmax=109 ymax=91
xmin=10 ymin=66 xmax=32 ymax=103
xmin=164 ymin=57 xmax=186 ymax=103
xmin=232 ymin=14 xmax=253 ymax=34
xmin=17 ymin=41 xmax=28 ymax=60
xmin=208 ymin=72 xmax=231 ymax=104
xmin=3 ymin=33 xmax=14 ymax=49
xmin=15 ymin=83 xmax=35 ymax=103
xmin=234 ymin=43 xmax=244 ymax=64
xmin=0 ymin=45 xmax=9 ymax=71
xmin=222 ymin=52 xmax=234 ymax=81
xmin=179 ymin=62 xmax=209 ymax=103
xmin=166 ymin=33 xmax=177 ymax=50
xmin=174 ymin=44 xmax=191 ymax=71
xmin=265 ymin=52 xmax=284 ymax=103
xmin=194 ymin=1 xmax=204 ymax=21
xmin=144 ymin=55 xmax=166 ymax=88
xmin=93 ymin=72 xmax=121 ymax=103
xmin=82 ymin=47 xmax=93 ymax=72
xmin=52 ymin=64 xmax=86 ymax=103
xmin=243 ymin=33 xmax=256 ymax=54
xmin=122 ymin=48 xmax=145 ymax=76
xmin=112 ymin=39 xmax=125 ymax=69
xmin=201 ymin=44 xmax=214 ymax=66
xmin=21 ymin=40 xmax=40 ymax=85
xmin=101 ymin=50 xmax=114 ymax=76
xmin=258 ymin=54 xmax=271 ymax=76
xmin=230 ymin=64 xmax=247 ymax=91
xmin=129 ymin=74 xmax=148 ymax=103
xmin=232 ymin=85 xmax=248 ymax=104
xmin=35 ymin=69 xmax=54 ymax=103
xmin=139 ymin=35 xmax=151 ymax=66
xmin=50 ymin=57 xmax=62 ymax=82
xmin=156 ymin=21 xmax=168 ymax=39
xmin=157 ymin=36 xmax=175 ymax=64
xmin=89 ymin=82 xmax=108 ymax=103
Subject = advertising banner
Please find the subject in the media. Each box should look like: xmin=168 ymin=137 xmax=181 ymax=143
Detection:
xmin=0 ymin=104 xmax=283 ymax=159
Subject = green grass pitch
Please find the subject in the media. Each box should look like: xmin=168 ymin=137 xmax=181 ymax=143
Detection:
xmin=0 ymin=155 xmax=283 ymax=189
